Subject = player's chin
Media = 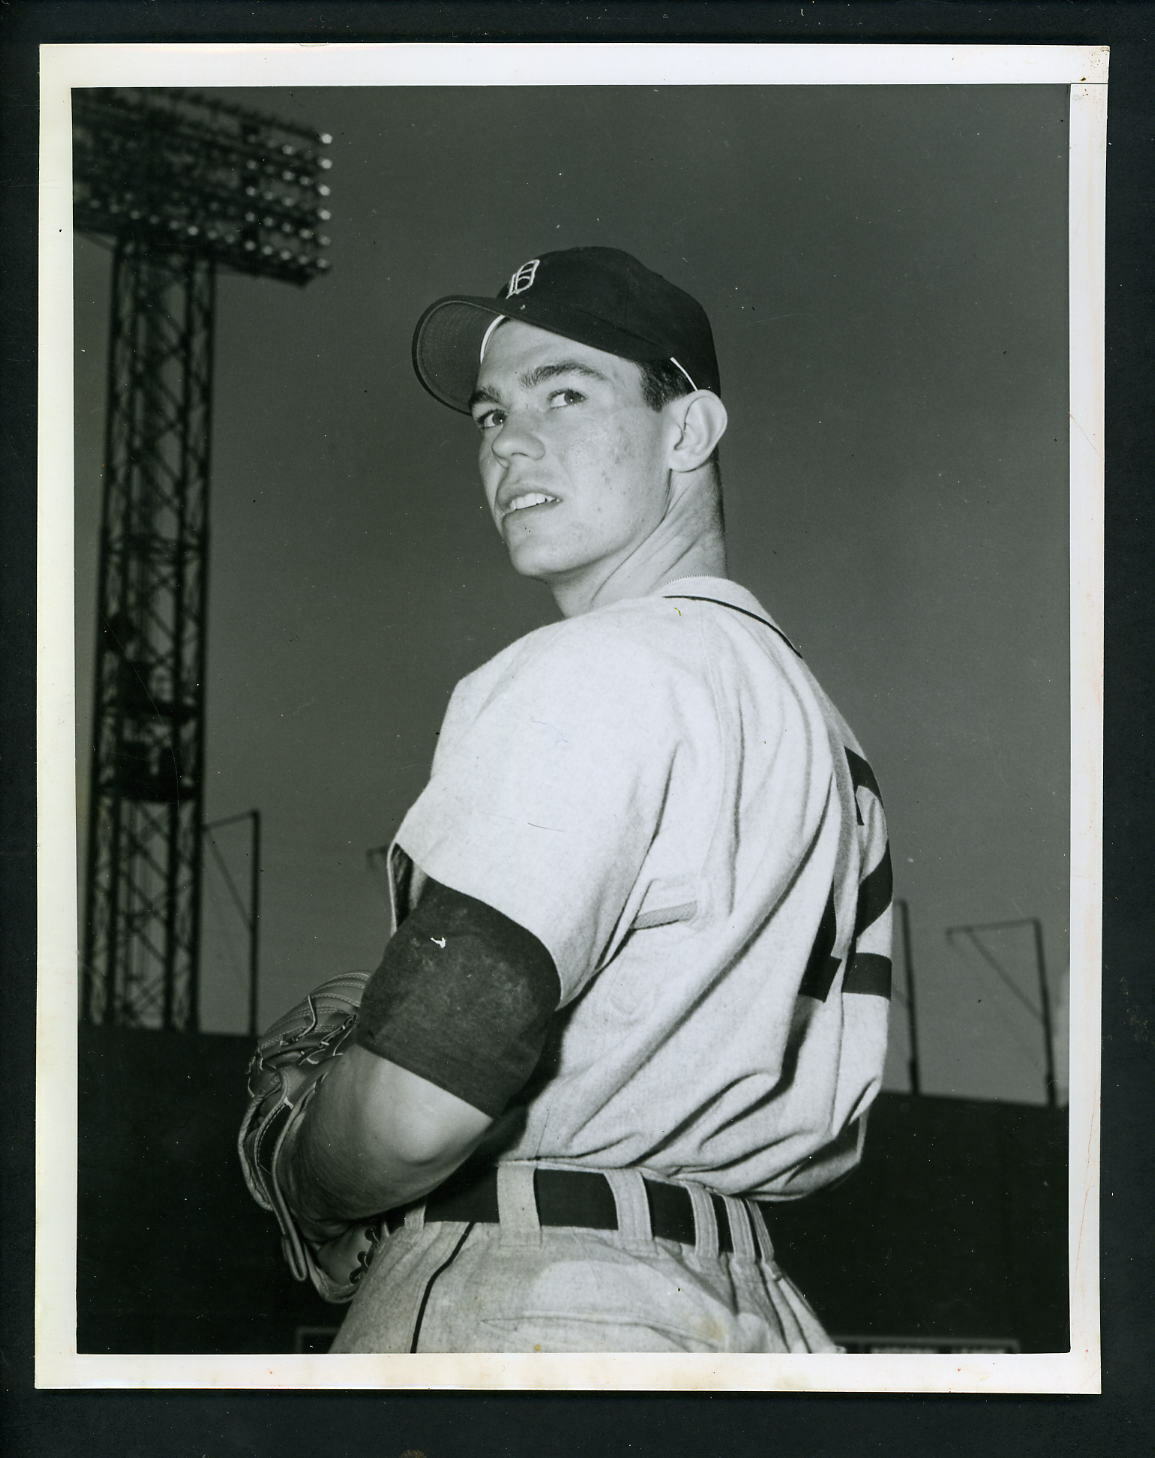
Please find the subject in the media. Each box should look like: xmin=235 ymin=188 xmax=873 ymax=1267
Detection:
xmin=505 ymin=545 xmax=559 ymax=581
xmin=502 ymin=532 xmax=567 ymax=580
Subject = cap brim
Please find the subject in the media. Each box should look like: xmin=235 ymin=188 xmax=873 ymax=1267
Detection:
xmin=411 ymin=296 xmax=508 ymax=414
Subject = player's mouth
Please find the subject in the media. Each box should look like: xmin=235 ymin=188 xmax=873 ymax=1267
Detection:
xmin=500 ymin=491 xmax=560 ymax=521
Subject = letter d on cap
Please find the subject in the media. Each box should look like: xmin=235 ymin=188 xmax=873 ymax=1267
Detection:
xmin=506 ymin=259 xmax=540 ymax=297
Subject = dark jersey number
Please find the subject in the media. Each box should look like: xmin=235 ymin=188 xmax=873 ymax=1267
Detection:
xmin=798 ymin=747 xmax=893 ymax=1003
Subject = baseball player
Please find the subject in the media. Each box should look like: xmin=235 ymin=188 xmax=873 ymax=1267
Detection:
xmin=240 ymin=246 xmax=892 ymax=1353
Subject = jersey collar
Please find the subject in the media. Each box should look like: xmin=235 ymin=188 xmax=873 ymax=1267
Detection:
xmin=657 ymin=576 xmax=802 ymax=656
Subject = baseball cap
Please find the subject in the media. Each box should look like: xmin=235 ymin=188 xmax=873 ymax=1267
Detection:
xmin=412 ymin=246 xmax=720 ymax=413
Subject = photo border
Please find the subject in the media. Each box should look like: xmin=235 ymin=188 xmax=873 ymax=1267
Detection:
xmin=34 ymin=39 xmax=1105 ymax=1396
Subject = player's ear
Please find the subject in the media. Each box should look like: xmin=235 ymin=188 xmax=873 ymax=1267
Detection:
xmin=667 ymin=391 xmax=728 ymax=473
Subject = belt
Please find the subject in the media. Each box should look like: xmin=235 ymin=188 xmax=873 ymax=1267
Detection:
xmin=387 ymin=1165 xmax=750 ymax=1256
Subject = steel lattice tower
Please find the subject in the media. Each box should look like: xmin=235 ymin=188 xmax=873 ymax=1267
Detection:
xmin=77 ymin=89 xmax=332 ymax=1028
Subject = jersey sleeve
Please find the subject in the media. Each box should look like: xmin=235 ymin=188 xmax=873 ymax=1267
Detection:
xmin=394 ymin=623 xmax=685 ymax=1005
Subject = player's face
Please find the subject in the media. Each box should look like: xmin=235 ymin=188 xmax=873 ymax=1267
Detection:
xmin=470 ymin=321 xmax=677 ymax=591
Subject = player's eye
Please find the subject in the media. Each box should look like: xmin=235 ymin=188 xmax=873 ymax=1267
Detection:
xmin=473 ymin=407 xmax=506 ymax=431
xmin=548 ymin=388 xmax=585 ymax=409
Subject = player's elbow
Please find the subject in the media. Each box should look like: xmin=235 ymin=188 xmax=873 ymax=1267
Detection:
xmin=294 ymin=1046 xmax=494 ymax=1220
xmin=343 ymin=1045 xmax=493 ymax=1183
xmin=384 ymin=1075 xmax=492 ymax=1171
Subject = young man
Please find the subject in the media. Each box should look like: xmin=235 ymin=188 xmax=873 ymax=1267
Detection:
xmin=277 ymin=247 xmax=892 ymax=1353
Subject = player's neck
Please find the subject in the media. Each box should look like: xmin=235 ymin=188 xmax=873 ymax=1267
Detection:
xmin=546 ymin=469 xmax=727 ymax=618
xmin=551 ymin=530 xmax=727 ymax=619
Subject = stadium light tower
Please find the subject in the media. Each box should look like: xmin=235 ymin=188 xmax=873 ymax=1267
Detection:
xmin=77 ymin=88 xmax=332 ymax=1029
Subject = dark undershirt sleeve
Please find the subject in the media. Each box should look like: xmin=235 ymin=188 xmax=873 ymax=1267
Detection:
xmin=353 ymin=876 xmax=562 ymax=1119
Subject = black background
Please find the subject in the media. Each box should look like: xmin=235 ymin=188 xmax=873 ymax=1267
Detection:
xmin=2 ymin=2 xmax=1151 ymax=1455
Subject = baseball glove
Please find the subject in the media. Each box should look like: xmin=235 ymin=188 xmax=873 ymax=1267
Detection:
xmin=238 ymin=970 xmax=383 ymax=1303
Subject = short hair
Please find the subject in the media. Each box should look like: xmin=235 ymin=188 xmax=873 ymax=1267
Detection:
xmin=636 ymin=358 xmax=696 ymax=412
xmin=636 ymin=358 xmax=723 ymax=483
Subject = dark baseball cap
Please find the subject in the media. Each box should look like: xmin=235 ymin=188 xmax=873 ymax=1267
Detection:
xmin=412 ymin=246 xmax=721 ymax=413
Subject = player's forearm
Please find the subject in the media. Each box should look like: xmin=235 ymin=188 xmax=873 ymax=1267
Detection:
xmin=281 ymin=1043 xmax=493 ymax=1232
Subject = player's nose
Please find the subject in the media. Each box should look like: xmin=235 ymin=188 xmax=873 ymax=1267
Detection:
xmin=488 ymin=408 xmax=545 ymax=462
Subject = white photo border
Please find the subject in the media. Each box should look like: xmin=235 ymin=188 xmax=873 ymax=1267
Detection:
xmin=36 ymin=40 xmax=1106 ymax=1395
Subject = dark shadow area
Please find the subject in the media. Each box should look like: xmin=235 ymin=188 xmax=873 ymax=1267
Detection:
xmin=78 ymin=1026 xmax=1067 ymax=1354
xmin=772 ymin=1092 xmax=1068 ymax=1353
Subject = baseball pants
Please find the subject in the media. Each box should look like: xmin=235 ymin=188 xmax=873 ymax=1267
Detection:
xmin=329 ymin=1163 xmax=837 ymax=1354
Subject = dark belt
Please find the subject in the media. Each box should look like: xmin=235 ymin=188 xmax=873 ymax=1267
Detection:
xmin=387 ymin=1165 xmax=742 ymax=1255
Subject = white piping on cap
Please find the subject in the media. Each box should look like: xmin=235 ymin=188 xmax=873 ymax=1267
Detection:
xmin=669 ymin=357 xmax=698 ymax=392
xmin=479 ymin=314 xmax=506 ymax=364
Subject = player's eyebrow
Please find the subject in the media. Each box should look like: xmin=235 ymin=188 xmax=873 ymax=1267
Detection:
xmin=469 ymin=360 xmax=610 ymax=412
xmin=468 ymin=384 xmax=503 ymax=411
xmin=519 ymin=360 xmax=610 ymax=390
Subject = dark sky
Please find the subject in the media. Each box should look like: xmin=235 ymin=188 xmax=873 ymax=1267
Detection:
xmin=74 ymin=83 xmax=1071 ymax=1103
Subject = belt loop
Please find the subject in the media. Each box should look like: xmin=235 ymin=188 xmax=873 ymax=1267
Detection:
xmin=685 ymin=1184 xmax=720 ymax=1259
xmin=720 ymin=1193 xmax=757 ymax=1260
xmin=496 ymin=1162 xmax=543 ymax=1244
xmin=605 ymin=1168 xmax=652 ymax=1243
xmin=746 ymin=1199 xmax=780 ymax=1271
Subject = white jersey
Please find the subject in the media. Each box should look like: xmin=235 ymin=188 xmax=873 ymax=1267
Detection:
xmin=389 ymin=576 xmax=891 ymax=1200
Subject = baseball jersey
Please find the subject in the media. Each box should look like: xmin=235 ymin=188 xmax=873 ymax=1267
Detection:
xmin=384 ymin=575 xmax=892 ymax=1201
